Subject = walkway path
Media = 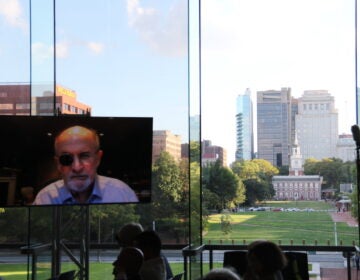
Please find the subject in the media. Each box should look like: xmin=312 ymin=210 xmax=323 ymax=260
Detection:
xmin=331 ymin=211 xmax=358 ymax=227
xmin=319 ymin=211 xmax=359 ymax=279
xmin=320 ymin=267 xmax=359 ymax=280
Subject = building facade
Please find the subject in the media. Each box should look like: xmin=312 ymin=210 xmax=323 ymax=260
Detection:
xmin=272 ymin=175 xmax=322 ymax=200
xmin=37 ymin=85 xmax=91 ymax=115
xmin=152 ymin=130 xmax=182 ymax=163
xmin=336 ymin=134 xmax=356 ymax=162
xmin=272 ymin=137 xmax=322 ymax=200
xmin=257 ymin=87 xmax=293 ymax=167
xmin=202 ymin=140 xmax=227 ymax=166
xmin=295 ymin=90 xmax=338 ymax=160
xmin=0 ymin=84 xmax=91 ymax=116
xmin=235 ymin=88 xmax=254 ymax=161
xmin=0 ymin=84 xmax=31 ymax=115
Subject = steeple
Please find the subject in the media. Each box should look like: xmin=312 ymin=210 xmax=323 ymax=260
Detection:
xmin=289 ymin=132 xmax=304 ymax=176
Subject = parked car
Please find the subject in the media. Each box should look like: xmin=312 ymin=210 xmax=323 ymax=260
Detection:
xmin=249 ymin=207 xmax=266 ymax=211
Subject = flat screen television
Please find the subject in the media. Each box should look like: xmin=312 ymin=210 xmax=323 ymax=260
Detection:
xmin=0 ymin=115 xmax=153 ymax=206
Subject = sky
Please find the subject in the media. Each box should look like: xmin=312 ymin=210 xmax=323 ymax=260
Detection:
xmin=0 ymin=0 xmax=358 ymax=165
xmin=200 ymin=0 xmax=357 ymax=164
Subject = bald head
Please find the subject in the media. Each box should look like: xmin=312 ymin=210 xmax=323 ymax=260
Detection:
xmin=54 ymin=125 xmax=103 ymax=197
xmin=55 ymin=126 xmax=100 ymax=154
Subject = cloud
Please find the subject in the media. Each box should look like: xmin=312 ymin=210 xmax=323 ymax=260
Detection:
xmin=0 ymin=0 xmax=28 ymax=31
xmin=31 ymin=40 xmax=104 ymax=61
xmin=56 ymin=41 xmax=69 ymax=58
xmin=31 ymin=43 xmax=53 ymax=64
xmin=126 ymin=0 xmax=187 ymax=57
xmin=86 ymin=42 xmax=104 ymax=55
xmin=31 ymin=41 xmax=72 ymax=62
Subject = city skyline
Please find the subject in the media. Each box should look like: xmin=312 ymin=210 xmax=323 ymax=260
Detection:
xmin=0 ymin=0 xmax=357 ymax=166
xmin=200 ymin=0 xmax=356 ymax=165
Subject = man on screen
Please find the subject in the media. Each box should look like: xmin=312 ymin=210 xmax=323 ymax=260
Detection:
xmin=33 ymin=125 xmax=139 ymax=205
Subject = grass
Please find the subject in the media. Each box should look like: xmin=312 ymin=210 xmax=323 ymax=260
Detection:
xmin=205 ymin=201 xmax=358 ymax=245
xmin=0 ymin=201 xmax=356 ymax=279
xmin=0 ymin=262 xmax=186 ymax=280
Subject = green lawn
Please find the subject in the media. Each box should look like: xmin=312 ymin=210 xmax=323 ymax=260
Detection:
xmin=205 ymin=201 xmax=357 ymax=245
xmin=0 ymin=262 xmax=186 ymax=280
xmin=1 ymin=201 xmax=356 ymax=279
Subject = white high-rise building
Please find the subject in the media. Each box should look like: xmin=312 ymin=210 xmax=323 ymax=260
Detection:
xmin=296 ymin=90 xmax=338 ymax=160
xmin=336 ymin=134 xmax=356 ymax=162
xmin=235 ymin=88 xmax=254 ymax=161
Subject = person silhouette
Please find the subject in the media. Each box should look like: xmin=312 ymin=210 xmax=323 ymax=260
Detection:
xmin=244 ymin=240 xmax=287 ymax=280
xmin=113 ymin=246 xmax=143 ymax=280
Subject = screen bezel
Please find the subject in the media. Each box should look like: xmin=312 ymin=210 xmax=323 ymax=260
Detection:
xmin=0 ymin=115 xmax=153 ymax=206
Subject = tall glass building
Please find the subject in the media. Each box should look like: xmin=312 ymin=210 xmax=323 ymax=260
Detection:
xmin=257 ymin=88 xmax=293 ymax=167
xmin=235 ymin=88 xmax=253 ymax=160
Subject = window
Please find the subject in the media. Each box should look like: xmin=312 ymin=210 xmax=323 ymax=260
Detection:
xmin=0 ymin=104 xmax=13 ymax=109
xmin=16 ymin=103 xmax=30 ymax=109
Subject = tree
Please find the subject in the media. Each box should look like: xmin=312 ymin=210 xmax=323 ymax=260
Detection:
xmin=189 ymin=141 xmax=201 ymax=163
xmin=203 ymin=160 xmax=245 ymax=211
xmin=243 ymin=178 xmax=273 ymax=206
xmin=231 ymin=159 xmax=278 ymax=205
xmin=89 ymin=204 xmax=139 ymax=242
xmin=137 ymin=151 xmax=187 ymax=242
xmin=152 ymin=151 xmax=183 ymax=204
xmin=220 ymin=214 xmax=232 ymax=236
xmin=231 ymin=160 xmax=260 ymax=180
xmin=304 ymin=158 xmax=355 ymax=190
xmin=251 ymin=159 xmax=279 ymax=180
xmin=231 ymin=159 xmax=279 ymax=181
xmin=350 ymin=188 xmax=358 ymax=219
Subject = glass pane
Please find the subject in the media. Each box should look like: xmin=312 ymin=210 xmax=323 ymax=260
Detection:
xmin=31 ymin=0 xmax=55 ymax=109
xmin=1 ymin=0 xmax=190 ymax=279
xmin=201 ymin=0 xmax=357 ymax=247
xmin=0 ymin=0 xmax=30 ymax=114
xmin=0 ymin=0 xmax=32 ymax=278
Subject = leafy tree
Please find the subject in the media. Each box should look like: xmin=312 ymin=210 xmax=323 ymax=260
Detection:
xmin=231 ymin=160 xmax=260 ymax=180
xmin=189 ymin=141 xmax=201 ymax=163
xmin=278 ymin=165 xmax=289 ymax=175
xmin=231 ymin=159 xmax=277 ymax=205
xmin=233 ymin=180 xmax=246 ymax=207
xmin=220 ymin=214 xmax=232 ymax=236
xmin=0 ymin=208 xmax=30 ymax=242
xmin=202 ymin=187 xmax=221 ymax=212
xmin=304 ymin=158 xmax=355 ymax=190
xmin=243 ymin=178 xmax=274 ymax=206
xmin=89 ymin=204 xmax=139 ymax=242
xmin=152 ymin=151 xmax=183 ymax=205
xmin=189 ymin=161 xmax=203 ymax=244
xmin=251 ymin=159 xmax=279 ymax=180
xmin=231 ymin=159 xmax=278 ymax=181
xmin=203 ymin=160 xmax=244 ymax=211
xmin=138 ymin=151 xmax=187 ymax=242
xmin=350 ymin=188 xmax=358 ymax=219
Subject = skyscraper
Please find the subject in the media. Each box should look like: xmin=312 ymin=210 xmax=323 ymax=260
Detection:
xmin=235 ymin=88 xmax=253 ymax=161
xmin=296 ymin=90 xmax=338 ymax=160
xmin=257 ymin=88 xmax=293 ymax=167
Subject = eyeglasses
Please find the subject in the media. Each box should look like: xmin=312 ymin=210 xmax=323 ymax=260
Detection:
xmin=58 ymin=152 xmax=97 ymax=166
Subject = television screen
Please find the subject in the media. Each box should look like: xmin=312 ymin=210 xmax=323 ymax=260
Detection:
xmin=0 ymin=115 xmax=153 ymax=206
